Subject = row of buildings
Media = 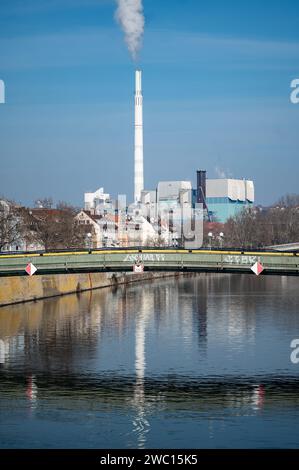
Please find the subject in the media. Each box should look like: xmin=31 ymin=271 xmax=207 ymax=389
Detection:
xmin=0 ymin=198 xmax=166 ymax=252
xmin=85 ymin=173 xmax=254 ymax=224
xmin=80 ymin=171 xmax=254 ymax=248
xmin=143 ymin=172 xmax=254 ymax=223
xmin=0 ymin=169 xmax=254 ymax=252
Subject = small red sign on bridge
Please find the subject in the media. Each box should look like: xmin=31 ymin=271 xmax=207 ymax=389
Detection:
xmin=133 ymin=263 xmax=144 ymax=273
xmin=25 ymin=263 xmax=37 ymax=276
xmin=251 ymin=261 xmax=264 ymax=276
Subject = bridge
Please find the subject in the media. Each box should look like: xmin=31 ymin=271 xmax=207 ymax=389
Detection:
xmin=265 ymin=242 xmax=299 ymax=252
xmin=0 ymin=248 xmax=298 ymax=277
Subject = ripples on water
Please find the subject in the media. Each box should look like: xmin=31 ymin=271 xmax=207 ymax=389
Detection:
xmin=0 ymin=274 xmax=299 ymax=448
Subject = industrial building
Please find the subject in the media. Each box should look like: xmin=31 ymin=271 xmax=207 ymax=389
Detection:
xmin=84 ymin=188 xmax=110 ymax=214
xmin=157 ymin=181 xmax=192 ymax=208
xmin=140 ymin=190 xmax=156 ymax=206
xmin=206 ymin=178 xmax=254 ymax=223
xmin=150 ymin=172 xmax=255 ymax=224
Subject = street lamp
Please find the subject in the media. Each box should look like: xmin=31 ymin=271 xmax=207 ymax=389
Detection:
xmin=86 ymin=232 xmax=92 ymax=251
xmin=103 ymin=235 xmax=108 ymax=247
xmin=208 ymin=232 xmax=213 ymax=250
xmin=219 ymin=232 xmax=224 ymax=249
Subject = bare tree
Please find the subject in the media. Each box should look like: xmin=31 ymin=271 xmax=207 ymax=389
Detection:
xmin=145 ymin=234 xmax=167 ymax=247
xmin=223 ymin=199 xmax=299 ymax=249
xmin=0 ymin=200 xmax=24 ymax=251
xmin=56 ymin=201 xmax=81 ymax=213
xmin=275 ymin=194 xmax=299 ymax=208
xmin=34 ymin=197 xmax=53 ymax=209
xmin=224 ymin=210 xmax=260 ymax=249
xmin=30 ymin=207 xmax=86 ymax=250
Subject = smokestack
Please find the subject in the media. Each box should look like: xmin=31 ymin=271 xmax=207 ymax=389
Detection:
xmin=134 ymin=70 xmax=144 ymax=203
xmin=197 ymin=170 xmax=207 ymax=209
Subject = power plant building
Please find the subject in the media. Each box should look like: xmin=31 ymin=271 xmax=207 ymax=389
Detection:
xmin=206 ymin=178 xmax=254 ymax=223
xmin=143 ymin=177 xmax=254 ymax=224
xmin=84 ymin=188 xmax=110 ymax=213
xmin=157 ymin=181 xmax=192 ymax=208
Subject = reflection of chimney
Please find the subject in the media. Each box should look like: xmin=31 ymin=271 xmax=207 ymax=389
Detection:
xmin=197 ymin=170 xmax=207 ymax=209
xmin=134 ymin=70 xmax=144 ymax=203
xmin=134 ymin=306 xmax=149 ymax=448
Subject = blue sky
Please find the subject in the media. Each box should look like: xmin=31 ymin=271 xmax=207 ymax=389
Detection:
xmin=0 ymin=0 xmax=299 ymax=206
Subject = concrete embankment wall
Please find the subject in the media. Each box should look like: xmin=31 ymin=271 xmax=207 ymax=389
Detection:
xmin=0 ymin=272 xmax=178 ymax=307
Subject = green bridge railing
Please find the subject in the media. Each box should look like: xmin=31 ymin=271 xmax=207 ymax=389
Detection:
xmin=0 ymin=249 xmax=298 ymax=277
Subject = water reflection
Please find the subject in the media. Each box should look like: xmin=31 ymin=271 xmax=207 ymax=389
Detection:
xmin=132 ymin=301 xmax=149 ymax=448
xmin=0 ymin=274 xmax=299 ymax=448
xmin=26 ymin=374 xmax=38 ymax=414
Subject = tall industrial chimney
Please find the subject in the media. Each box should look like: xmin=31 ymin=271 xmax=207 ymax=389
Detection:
xmin=197 ymin=170 xmax=207 ymax=209
xmin=134 ymin=70 xmax=144 ymax=203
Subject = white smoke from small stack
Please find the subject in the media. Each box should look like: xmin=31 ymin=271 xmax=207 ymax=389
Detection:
xmin=115 ymin=0 xmax=144 ymax=61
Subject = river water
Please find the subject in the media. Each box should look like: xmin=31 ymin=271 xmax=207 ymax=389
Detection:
xmin=0 ymin=274 xmax=299 ymax=449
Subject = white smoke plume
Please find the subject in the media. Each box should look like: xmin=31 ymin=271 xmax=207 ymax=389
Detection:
xmin=115 ymin=0 xmax=144 ymax=61
xmin=215 ymin=166 xmax=227 ymax=179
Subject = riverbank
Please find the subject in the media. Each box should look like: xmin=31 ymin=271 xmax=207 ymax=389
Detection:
xmin=0 ymin=272 xmax=179 ymax=307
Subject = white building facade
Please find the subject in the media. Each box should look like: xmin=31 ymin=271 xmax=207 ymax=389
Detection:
xmin=206 ymin=179 xmax=255 ymax=223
